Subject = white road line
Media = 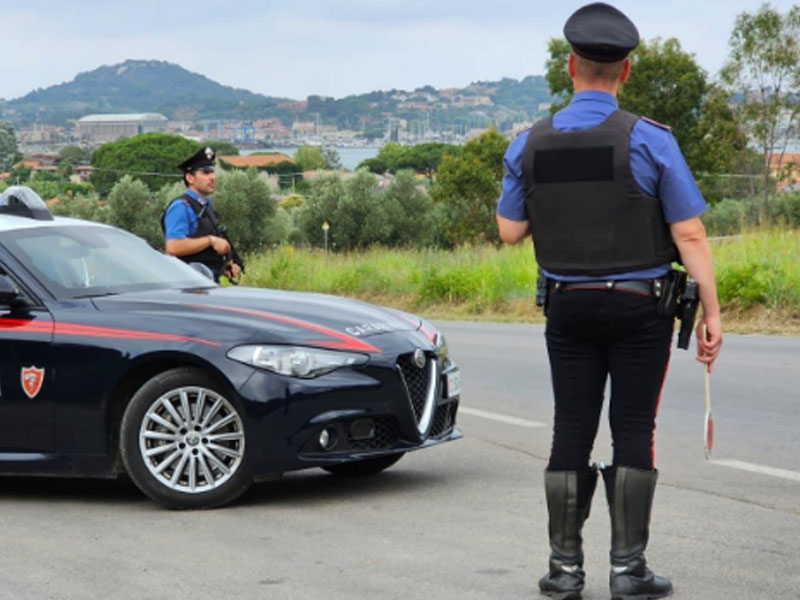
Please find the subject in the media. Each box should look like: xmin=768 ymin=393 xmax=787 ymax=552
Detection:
xmin=459 ymin=406 xmax=548 ymax=428
xmin=712 ymin=459 xmax=800 ymax=483
xmin=459 ymin=407 xmax=799 ymax=483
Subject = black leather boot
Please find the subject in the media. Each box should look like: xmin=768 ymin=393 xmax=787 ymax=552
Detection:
xmin=539 ymin=467 xmax=598 ymax=600
xmin=602 ymin=465 xmax=673 ymax=600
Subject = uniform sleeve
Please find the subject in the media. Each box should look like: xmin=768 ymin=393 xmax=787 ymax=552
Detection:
xmin=630 ymin=121 xmax=707 ymax=224
xmin=163 ymin=201 xmax=197 ymax=240
xmin=496 ymin=131 xmax=530 ymax=221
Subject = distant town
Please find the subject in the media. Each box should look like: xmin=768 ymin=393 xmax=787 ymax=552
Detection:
xmin=1 ymin=60 xmax=555 ymax=156
xmin=13 ymin=92 xmax=553 ymax=156
xmin=15 ymin=108 xmax=513 ymax=152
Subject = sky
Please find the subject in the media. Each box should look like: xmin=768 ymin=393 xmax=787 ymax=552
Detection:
xmin=2 ymin=0 xmax=798 ymax=102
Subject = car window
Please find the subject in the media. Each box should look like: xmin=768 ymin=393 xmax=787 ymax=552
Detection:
xmin=1 ymin=224 xmax=215 ymax=298
xmin=0 ymin=260 xmax=38 ymax=307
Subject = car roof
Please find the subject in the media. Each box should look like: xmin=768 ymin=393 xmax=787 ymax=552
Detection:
xmin=0 ymin=214 xmax=112 ymax=233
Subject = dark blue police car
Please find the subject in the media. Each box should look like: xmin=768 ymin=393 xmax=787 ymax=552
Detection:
xmin=0 ymin=186 xmax=461 ymax=509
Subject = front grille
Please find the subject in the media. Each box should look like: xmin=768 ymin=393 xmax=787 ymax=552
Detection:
xmin=430 ymin=401 xmax=457 ymax=438
xmin=396 ymin=353 xmax=432 ymax=422
xmin=348 ymin=416 xmax=399 ymax=451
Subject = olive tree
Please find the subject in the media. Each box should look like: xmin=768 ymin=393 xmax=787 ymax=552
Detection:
xmin=721 ymin=3 xmax=800 ymax=205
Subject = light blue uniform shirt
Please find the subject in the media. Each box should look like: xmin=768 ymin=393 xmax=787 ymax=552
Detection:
xmin=163 ymin=189 xmax=211 ymax=240
xmin=496 ymin=90 xmax=707 ymax=281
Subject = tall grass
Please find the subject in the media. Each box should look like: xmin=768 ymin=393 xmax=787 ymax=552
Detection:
xmin=713 ymin=229 xmax=800 ymax=310
xmin=245 ymin=243 xmax=538 ymax=315
xmin=243 ymin=230 xmax=800 ymax=319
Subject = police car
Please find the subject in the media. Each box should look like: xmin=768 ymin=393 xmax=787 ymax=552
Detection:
xmin=0 ymin=186 xmax=461 ymax=509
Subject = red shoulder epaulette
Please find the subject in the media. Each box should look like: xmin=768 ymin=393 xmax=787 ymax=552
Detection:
xmin=641 ymin=116 xmax=671 ymax=131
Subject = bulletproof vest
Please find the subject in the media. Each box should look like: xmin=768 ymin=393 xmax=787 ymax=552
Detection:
xmin=520 ymin=109 xmax=678 ymax=276
xmin=161 ymin=193 xmax=224 ymax=274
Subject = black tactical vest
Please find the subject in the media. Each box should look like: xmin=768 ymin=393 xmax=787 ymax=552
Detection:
xmin=161 ymin=193 xmax=225 ymax=274
xmin=520 ymin=110 xmax=678 ymax=276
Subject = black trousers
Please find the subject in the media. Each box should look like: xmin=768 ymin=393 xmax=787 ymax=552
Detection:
xmin=544 ymin=287 xmax=674 ymax=472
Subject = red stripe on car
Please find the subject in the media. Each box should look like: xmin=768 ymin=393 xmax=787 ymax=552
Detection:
xmin=187 ymin=303 xmax=381 ymax=353
xmin=0 ymin=318 xmax=218 ymax=346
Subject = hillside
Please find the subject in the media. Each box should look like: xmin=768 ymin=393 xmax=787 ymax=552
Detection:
xmin=4 ymin=60 xmax=289 ymax=125
xmin=2 ymin=60 xmax=556 ymax=132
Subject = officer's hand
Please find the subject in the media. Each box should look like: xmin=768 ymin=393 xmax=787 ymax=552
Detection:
xmin=209 ymin=235 xmax=231 ymax=255
xmin=695 ymin=314 xmax=722 ymax=373
xmin=224 ymin=262 xmax=242 ymax=279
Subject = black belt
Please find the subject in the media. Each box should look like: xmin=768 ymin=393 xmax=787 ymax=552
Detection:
xmin=550 ymin=279 xmax=663 ymax=298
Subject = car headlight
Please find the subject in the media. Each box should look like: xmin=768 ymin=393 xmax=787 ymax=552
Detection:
xmin=434 ymin=332 xmax=448 ymax=357
xmin=227 ymin=345 xmax=369 ymax=378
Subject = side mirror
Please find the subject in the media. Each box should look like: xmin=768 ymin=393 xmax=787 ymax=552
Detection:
xmin=0 ymin=274 xmax=21 ymax=306
xmin=188 ymin=262 xmax=214 ymax=281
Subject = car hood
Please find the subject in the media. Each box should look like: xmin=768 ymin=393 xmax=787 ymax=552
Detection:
xmin=89 ymin=286 xmax=429 ymax=352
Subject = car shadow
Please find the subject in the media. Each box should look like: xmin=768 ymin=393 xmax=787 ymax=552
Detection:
xmin=0 ymin=475 xmax=146 ymax=506
xmin=0 ymin=467 xmax=446 ymax=509
xmin=238 ymin=467 xmax=445 ymax=508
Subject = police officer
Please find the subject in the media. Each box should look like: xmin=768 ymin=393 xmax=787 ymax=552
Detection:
xmin=496 ymin=3 xmax=722 ymax=599
xmin=162 ymin=146 xmax=242 ymax=281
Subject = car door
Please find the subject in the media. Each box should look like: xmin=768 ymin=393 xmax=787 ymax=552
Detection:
xmin=0 ymin=262 xmax=55 ymax=453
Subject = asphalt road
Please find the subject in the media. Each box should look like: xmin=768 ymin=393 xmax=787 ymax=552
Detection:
xmin=0 ymin=321 xmax=798 ymax=600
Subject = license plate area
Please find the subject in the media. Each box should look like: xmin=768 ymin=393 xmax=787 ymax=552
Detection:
xmin=445 ymin=369 xmax=461 ymax=399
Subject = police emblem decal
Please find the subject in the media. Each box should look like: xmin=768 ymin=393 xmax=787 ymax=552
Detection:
xmin=21 ymin=366 xmax=45 ymax=399
xmin=204 ymin=147 xmax=214 ymax=160
xmin=413 ymin=348 xmax=426 ymax=369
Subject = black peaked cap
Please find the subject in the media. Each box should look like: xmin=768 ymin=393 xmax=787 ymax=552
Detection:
xmin=177 ymin=146 xmax=216 ymax=172
xmin=564 ymin=2 xmax=639 ymax=63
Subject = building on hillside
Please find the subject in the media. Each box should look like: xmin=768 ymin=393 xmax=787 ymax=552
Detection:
xmin=769 ymin=152 xmax=800 ymax=191
xmin=77 ymin=113 xmax=168 ymax=143
xmin=71 ymin=165 xmax=94 ymax=183
xmin=292 ymin=121 xmax=316 ymax=139
xmin=26 ymin=153 xmax=60 ymax=166
xmin=16 ymin=124 xmax=68 ymax=145
xmin=253 ymin=118 xmax=291 ymax=143
xmin=218 ymin=154 xmax=294 ymax=169
xmin=12 ymin=159 xmax=58 ymax=176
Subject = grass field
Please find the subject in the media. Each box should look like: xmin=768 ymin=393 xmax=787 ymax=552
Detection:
xmin=241 ymin=229 xmax=800 ymax=334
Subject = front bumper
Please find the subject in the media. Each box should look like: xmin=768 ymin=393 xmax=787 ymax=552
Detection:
xmin=236 ymin=347 xmax=462 ymax=476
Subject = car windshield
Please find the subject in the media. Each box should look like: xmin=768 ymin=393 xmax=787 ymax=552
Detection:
xmin=1 ymin=224 xmax=215 ymax=299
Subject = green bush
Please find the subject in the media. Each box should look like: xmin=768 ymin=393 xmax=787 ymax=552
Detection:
xmin=90 ymin=133 xmax=199 ymax=195
xmin=264 ymin=206 xmax=294 ymax=247
xmin=295 ymin=171 xmax=437 ymax=251
xmin=769 ymin=193 xmax=800 ymax=227
xmin=50 ymin=192 xmax=109 ymax=223
xmin=107 ymin=176 xmax=167 ymax=248
xmin=702 ymin=198 xmax=749 ymax=236
xmin=703 ymin=194 xmax=800 ymax=236
xmin=211 ymin=168 xmax=277 ymax=254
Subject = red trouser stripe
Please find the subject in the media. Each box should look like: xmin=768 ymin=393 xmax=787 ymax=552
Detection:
xmin=651 ymin=348 xmax=672 ymax=468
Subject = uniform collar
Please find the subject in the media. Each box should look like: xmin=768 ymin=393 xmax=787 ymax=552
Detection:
xmin=570 ymin=90 xmax=619 ymax=108
xmin=184 ymin=188 xmax=209 ymax=203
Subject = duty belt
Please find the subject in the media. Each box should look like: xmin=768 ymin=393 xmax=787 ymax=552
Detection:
xmin=550 ymin=279 xmax=664 ymax=298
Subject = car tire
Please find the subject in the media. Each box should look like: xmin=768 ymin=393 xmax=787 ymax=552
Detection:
xmin=120 ymin=367 xmax=252 ymax=509
xmin=322 ymin=453 xmax=405 ymax=477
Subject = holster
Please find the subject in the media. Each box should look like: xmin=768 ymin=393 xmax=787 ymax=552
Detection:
xmin=655 ymin=269 xmax=686 ymax=318
xmin=536 ymin=268 xmax=549 ymax=315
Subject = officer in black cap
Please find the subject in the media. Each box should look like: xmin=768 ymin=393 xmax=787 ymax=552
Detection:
xmin=563 ymin=1 xmax=639 ymax=63
xmin=162 ymin=146 xmax=242 ymax=281
xmin=496 ymin=3 xmax=722 ymax=599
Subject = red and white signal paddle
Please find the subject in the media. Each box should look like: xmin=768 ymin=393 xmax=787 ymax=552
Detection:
xmin=702 ymin=325 xmax=714 ymax=459
xmin=703 ymin=364 xmax=713 ymax=459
